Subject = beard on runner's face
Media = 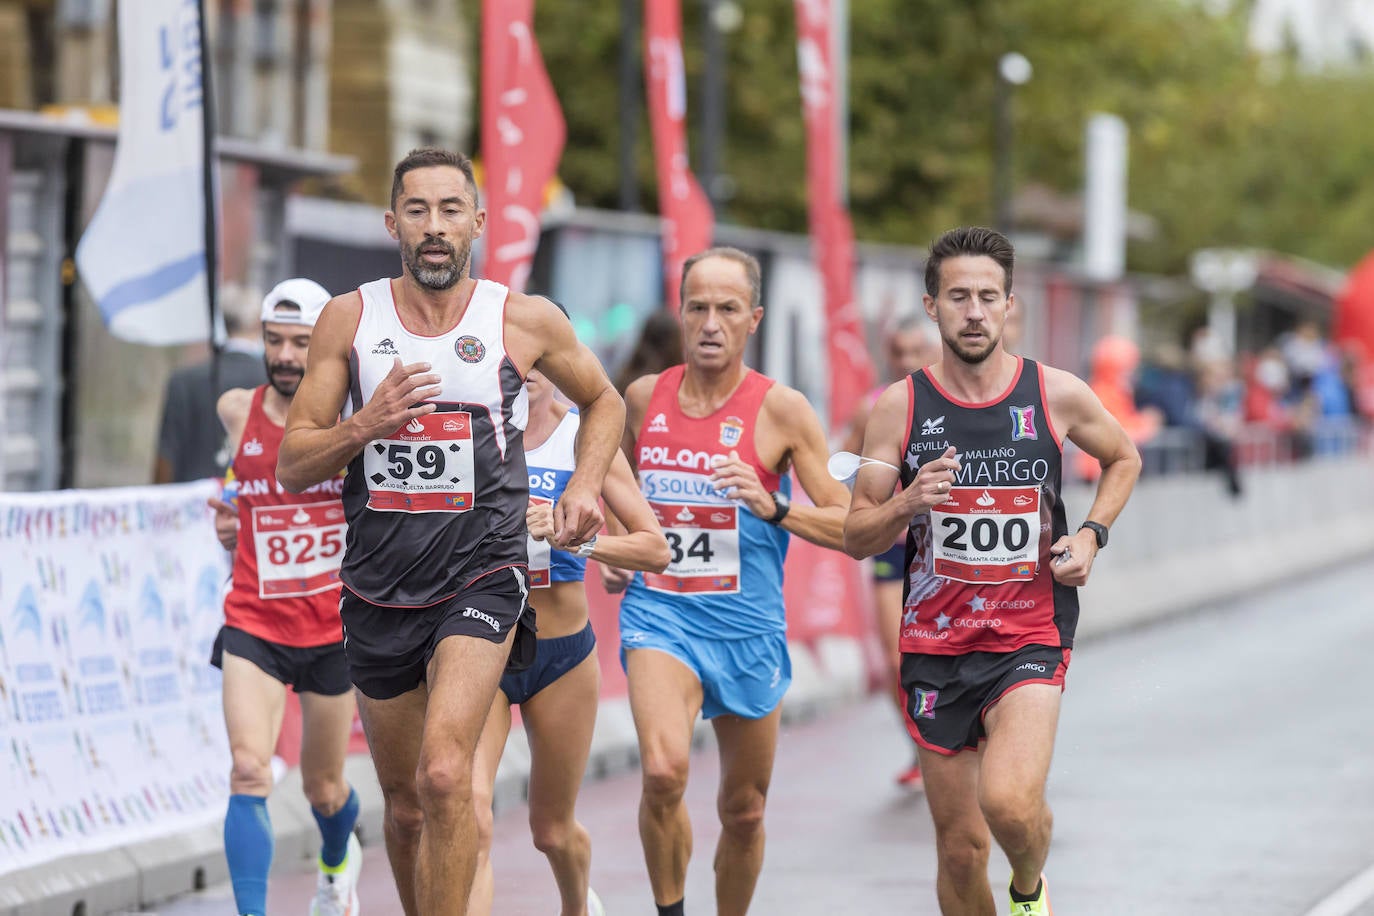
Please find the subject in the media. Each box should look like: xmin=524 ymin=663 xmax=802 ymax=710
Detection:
xmin=266 ymin=358 xmax=304 ymax=397
xmin=404 ymin=236 xmax=466 ymax=291
xmin=945 ymin=320 xmax=998 ymax=365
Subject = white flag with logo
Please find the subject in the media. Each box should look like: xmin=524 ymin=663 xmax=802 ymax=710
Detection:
xmin=75 ymin=0 xmax=214 ymax=345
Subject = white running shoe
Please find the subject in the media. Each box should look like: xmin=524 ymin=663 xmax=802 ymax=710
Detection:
xmin=586 ymin=887 xmax=605 ymax=916
xmin=309 ymin=831 xmax=362 ymax=916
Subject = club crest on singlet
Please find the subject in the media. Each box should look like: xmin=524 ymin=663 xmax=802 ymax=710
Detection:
xmin=1010 ymin=405 xmax=1037 ymax=441
xmin=455 ymin=335 xmax=486 ymax=363
xmin=719 ymin=416 xmax=744 ymax=447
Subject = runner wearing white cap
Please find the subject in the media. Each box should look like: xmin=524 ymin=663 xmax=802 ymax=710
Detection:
xmin=207 ymin=278 xmax=364 ymax=916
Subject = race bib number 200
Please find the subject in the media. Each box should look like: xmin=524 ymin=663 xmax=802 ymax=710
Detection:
xmin=929 ymin=486 xmax=1041 ymax=585
xmin=364 ymin=412 xmax=476 ymax=513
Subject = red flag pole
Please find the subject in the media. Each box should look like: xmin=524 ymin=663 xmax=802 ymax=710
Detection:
xmin=481 ymin=0 xmax=566 ymax=293
xmin=795 ymin=0 xmax=871 ymax=434
xmin=644 ymin=0 xmax=714 ymax=312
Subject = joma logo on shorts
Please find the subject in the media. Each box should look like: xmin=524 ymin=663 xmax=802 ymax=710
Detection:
xmin=462 ymin=607 xmax=501 ymax=632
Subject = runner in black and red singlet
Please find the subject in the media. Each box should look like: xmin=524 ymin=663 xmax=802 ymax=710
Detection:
xmin=276 ymin=149 xmax=625 ymax=916
xmin=845 ymin=227 xmax=1140 ymax=916
xmin=206 ymin=279 xmax=362 ymax=916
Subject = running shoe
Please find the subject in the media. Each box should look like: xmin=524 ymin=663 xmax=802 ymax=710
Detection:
xmin=895 ymin=761 xmax=924 ymax=790
xmin=1008 ymin=874 xmax=1052 ymax=915
xmin=587 ymin=887 xmax=606 ymax=916
xmin=310 ymin=832 xmax=362 ymax=916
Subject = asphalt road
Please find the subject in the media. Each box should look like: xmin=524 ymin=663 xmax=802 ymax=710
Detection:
xmin=150 ymin=554 xmax=1374 ymax=915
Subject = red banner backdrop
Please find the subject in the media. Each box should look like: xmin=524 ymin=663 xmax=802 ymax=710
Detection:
xmin=794 ymin=0 xmax=873 ymax=434
xmin=480 ymin=0 xmax=565 ymax=293
xmin=645 ymin=0 xmax=714 ymax=310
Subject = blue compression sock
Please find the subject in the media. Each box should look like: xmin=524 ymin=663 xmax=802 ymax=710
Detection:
xmin=224 ymin=794 xmax=274 ymax=916
xmin=312 ymin=785 xmax=359 ymax=869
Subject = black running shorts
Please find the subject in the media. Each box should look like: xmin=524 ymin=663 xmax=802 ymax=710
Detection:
xmin=210 ymin=625 xmax=351 ymax=696
xmin=900 ymin=644 xmax=1070 ymax=755
xmin=339 ymin=566 xmax=536 ymax=700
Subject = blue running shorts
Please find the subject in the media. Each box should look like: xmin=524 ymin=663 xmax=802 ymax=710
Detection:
xmin=621 ymin=616 xmax=791 ymax=720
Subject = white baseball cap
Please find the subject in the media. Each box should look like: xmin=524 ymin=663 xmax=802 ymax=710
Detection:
xmin=260 ymin=278 xmax=332 ymax=327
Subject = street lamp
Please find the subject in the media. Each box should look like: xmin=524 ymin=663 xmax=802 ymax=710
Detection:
xmin=700 ymin=0 xmax=743 ymax=210
xmin=993 ymin=51 xmax=1032 ymax=235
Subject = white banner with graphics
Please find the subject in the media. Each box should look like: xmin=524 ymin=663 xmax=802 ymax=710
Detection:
xmin=74 ymin=0 xmax=214 ymax=345
xmin=0 ymin=482 xmax=229 ymax=875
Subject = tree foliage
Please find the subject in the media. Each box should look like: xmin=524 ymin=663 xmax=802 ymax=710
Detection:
xmin=531 ymin=0 xmax=1374 ymax=273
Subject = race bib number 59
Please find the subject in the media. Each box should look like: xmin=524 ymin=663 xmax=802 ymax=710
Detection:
xmin=643 ymin=503 xmax=741 ymax=594
xmin=364 ymin=412 xmax=476 ymax=513
xmin=929 ymin=486 xmax=1041 ymax=585
xmin=252 ymin=503 xmax=345 ymax=598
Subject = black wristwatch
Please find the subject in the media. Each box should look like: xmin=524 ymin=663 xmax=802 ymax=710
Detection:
xmin=1079 ymin=521 xmax=1109 ymax=550
xmin=767 ymin=490 xmax=791 ymax=524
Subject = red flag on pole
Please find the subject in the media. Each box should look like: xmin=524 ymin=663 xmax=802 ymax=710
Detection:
xmin=795 ymin=0 xmax=872 ymax=434
xmin=481 ymin=0 xmax=565 ymax=293
xmin=645 ymin=0 xmax=714 ymax=310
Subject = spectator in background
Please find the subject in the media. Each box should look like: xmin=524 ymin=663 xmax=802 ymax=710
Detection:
xmin=1077 ymin=335 xmax=1160 ymax=481
xmin=1134 ymin=342 xmax=1195 ymax=429
xmin=1242 ymin=346 xmax=1290 ymax=429
xmin=153 ymin=286 xmax=265 ymax=483
xmin=614 ymin=308 xmax=684 ymax=394
xmin=1193 ymin=357 xmax=1245 ymax=497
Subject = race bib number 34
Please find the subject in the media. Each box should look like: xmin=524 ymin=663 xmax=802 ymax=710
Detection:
xmin=364 ymin=412 xmax=476 ymax=513
xmin=252 ymin=503 xmax=346 ymax=598
xmin=643 ymin=503 xmax=741 ymax=594
xmin=930 ymin=486 xmax=1041 ymax=585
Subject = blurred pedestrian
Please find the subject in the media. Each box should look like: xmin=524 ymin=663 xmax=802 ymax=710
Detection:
xmin=1076 ymin=335 xmax=1160 ymax=481
xmin=614 ymin=307 xmax=684 ymax=394
xmin=153 ymin=285 xmax=265 ymax=483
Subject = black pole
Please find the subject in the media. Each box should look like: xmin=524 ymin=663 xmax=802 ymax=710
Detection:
xmin=618 ymin=0 xmax=642 ymax=212
xmin=58 ymin=139 xmax=85 ymax=490
xmin=992 ymin=72 xmax=1012 ymax=235
xmin=700 ymin=0 xmax=724 ymax=212
xmin=197 ymin=0 xmax=222 ymax=398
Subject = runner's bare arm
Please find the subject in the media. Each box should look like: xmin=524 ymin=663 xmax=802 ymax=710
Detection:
xmin=1044 ymin=366 xmax=1141 ymax=584
xmin=619 ymin=374 xmax=658 ymax=474
xmin=586 ymin=449 xmax=671 ymax=573
xmin=277 ymin=295 xmax=442 ymax=492
xmin=710 ymin=385 xmax=848 ymax=550
xmin=206 ymin=388 xmax=253 ymax=550
xmin=215 ymin=388 xmax=254 ymax=462
xmin=773 ymin=385 xmax=850 ymax=550
xmin=844 ymin=381 xmax=959 ymax=558
xmin=513 ymin=295 xmax=625 ymax=547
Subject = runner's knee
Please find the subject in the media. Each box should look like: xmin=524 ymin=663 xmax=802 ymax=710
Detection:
xmin=979 ymin=785 xmax=1047 ymax=843
xmin=301 ymin=771 xmax=348 ymax=812
xmin=473 ymin=789 xmax=495 ymax=853
xmin=528 ymin=814 xmax=580 ymax=857
xmin=641 ymin=751 xmax=690 ymax=807
xmin=718 ymin=786 xmax=767 ymax=841
xmin=935 ymin=828 xmax=991 ymax=882
xmin=228 ymin=747 xmax=274 ymax=794
xmin=416 ymin=752 xmax=476 ymax=813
